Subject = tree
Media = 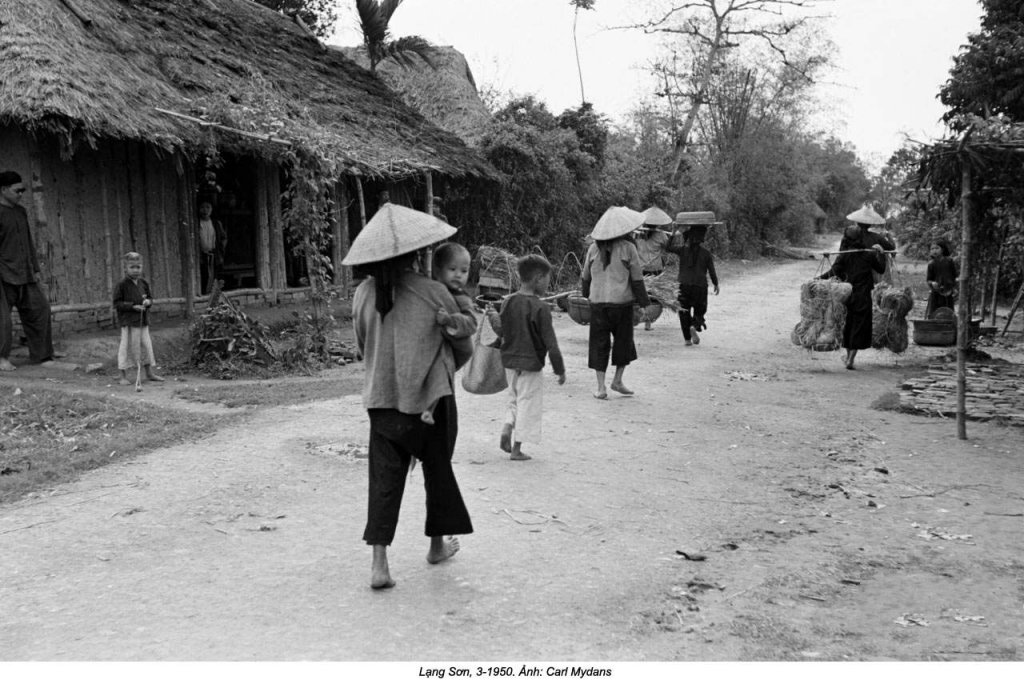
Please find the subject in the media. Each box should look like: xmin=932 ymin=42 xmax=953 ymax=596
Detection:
xmin=940 ymin=0 xmax=1024 ymax=126
xmin=570 ymin=1 xmax=597 ymax=105
xmin=255 ymin=0 xmax=338 ymax=39
xmin=633 ymin=0 xmax=826 ymax=186
xmin=355 ymin=0 xmax=435 ymax=72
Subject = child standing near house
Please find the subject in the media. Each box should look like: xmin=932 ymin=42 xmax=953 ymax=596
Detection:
xmin=113 ymin=252 xmax=163 ymax=386
xmin=491 ymin=255 xmax=565 ymax=461
xmin=421 ymin=242 xmax=477 ymax=424
xmin=925 ymin=240 xmax=958 ymax=319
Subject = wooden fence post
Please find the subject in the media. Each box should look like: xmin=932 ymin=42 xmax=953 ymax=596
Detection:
xmin=957 ymin=162 xmax=973 ymax=440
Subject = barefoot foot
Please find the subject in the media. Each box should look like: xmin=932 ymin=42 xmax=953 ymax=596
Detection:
xmin=146 ymin=373 xmax=165 ymax=383
xmin=610 ymin=382 xmax=634 ymax=395
xmin=118 ymin=378 xmax=130 ymax=386
xmin=371 ymin=546 xmax=396 ymax=590
xmin=427 ymin=536 xmax=460 ymax=564
xmin=593 ymin=391 xmax=607 ymax=400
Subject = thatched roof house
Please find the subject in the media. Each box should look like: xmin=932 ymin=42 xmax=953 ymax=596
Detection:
xmin=0 ymin=0 xmax=495 ymax=335
xmin=335 ymin=45 xmax=493 ymax=146
xmin=0 ymin=0 xmax=493 ymax=178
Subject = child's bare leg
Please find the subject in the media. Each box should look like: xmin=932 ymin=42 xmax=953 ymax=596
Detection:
xmin=610 ymin=366 xmax=633 ymax=394
xmin=593 ymin=370 xmax=607 ymax=399
xmin=427 ymin=535 xmax=460 ymax=564
xmin=371 ymin=544 xmax=395 ymax=589
xmin=509 ymin=441 xmax=532 ymax=461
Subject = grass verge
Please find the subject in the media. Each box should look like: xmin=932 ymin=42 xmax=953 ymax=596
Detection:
xmin=1 ymin=387 xmax=231 ymax=505
xmin=172 ymin=370 xmax=364 ymax=408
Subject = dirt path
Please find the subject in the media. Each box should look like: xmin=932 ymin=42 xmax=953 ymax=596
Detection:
xmin=1 ymin=256 xmax=1022 ymax=661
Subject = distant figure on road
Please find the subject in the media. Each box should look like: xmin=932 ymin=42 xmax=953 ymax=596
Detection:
xmin=666 ymin=212 xmax=720 ymax=347
xmin=819 ymin=225 xmax=887 ymax=370
xmin=0 ymin=170 xmax=54 ymax=371
xmin=636 ymin=206 xmax=674 ymax=331
xmin=582 ymin=206 xmax=652 ymax=400
xmin=345 ymin=203 xmax=474 ymax=590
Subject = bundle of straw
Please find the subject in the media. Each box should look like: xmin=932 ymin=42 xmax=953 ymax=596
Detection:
xmin=643 ymin=272 xmax=681 ymax=312
xmin=474 ymin=245 xmax=520 ymax=290
xmin=792 ymin=279 xmax=852 ymax=350
xmin=871 ymin=284 xmax=914 ymax=353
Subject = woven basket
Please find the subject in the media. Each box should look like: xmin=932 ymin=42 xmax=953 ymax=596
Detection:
xmin=567 ymin=295 xmax=591 ymax=325
xmin=635 ymin=298 xmax=664 ymax=326
xmin=912 ymin=319 xmax=956 ymax=346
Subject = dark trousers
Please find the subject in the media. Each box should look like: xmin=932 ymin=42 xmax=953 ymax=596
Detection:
xmin=677 ymin=284 xmax=709 ymax=340
xmin=363 ymin=395 xmax=473 ymax=546
xmin=200 ymin=252 xmax=216 ymax=295
xmin=588 ymin=303 xmax=637 ymax=371
xmin=0 ymin=281 xmax=54 ymax=363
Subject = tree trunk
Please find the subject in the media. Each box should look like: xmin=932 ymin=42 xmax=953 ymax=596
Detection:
xmin=956 ymin=163 xmax=973 ymax=440
xmin=573 ymin=7 xmax=586 ymax=105
xmin=668 ymin=36 xmax=723 ymax=186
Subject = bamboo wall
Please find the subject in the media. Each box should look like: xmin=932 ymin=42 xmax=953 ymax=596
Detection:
xmin=1 ymin=126 xmax=191 ymax=308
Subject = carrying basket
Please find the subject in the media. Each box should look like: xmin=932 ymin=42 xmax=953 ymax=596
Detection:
xmin=567 ymin=295 xmax=591 ymax=325
xmin=912 ymin=318 xmax=956 ymax=346
xmin=634 ymin=298 xmax=663 ymax=326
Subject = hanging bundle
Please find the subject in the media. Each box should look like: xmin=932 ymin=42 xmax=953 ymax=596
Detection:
xmin=792 ymin=278 xmax=853 ymax=351
xmin=871 ymin=284 xmax=914 ymax=353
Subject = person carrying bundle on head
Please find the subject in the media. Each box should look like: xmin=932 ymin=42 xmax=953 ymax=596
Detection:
xmin=666 ymin=212 xmax=720 ymax=346
xmin=818 ymin=225 xmax=887 ymax=370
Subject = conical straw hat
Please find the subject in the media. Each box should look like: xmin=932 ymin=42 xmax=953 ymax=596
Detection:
xmin=590 ymin=206 xmax=646 ymax=240
xmin=342 ymin=203 xmax=456 ymax=265
xmin=641 ymin=206 xmax=673 ymax=226
xmin=846 ymin=205 xmax=885 ymax=225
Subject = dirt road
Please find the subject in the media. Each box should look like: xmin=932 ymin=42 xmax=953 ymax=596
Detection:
xmin=1 ymin=255 xmax=1022 ymax=661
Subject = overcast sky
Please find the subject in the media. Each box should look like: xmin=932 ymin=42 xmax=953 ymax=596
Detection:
xmin=331 ymin=0 xmax=983 ymax=173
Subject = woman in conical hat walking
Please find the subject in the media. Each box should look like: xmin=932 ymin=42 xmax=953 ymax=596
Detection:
xmin=581 ymin=206 xmax=653 ymax=399
xmin=344 ymin=203 xmax=475 ymax=590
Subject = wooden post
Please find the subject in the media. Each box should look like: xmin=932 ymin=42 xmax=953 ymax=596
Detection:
xmin=957 ymin=162 xmax=973 ymax=440
xmin=176 ymin=158 xmax=196 ymax=319
xmin=355 ymin=175 xmax=367 ymax=228
xmin=423 ymin=171 xmax=435 ymax=277
xmin=268 ymin=166 xmax=286 ymax=293
xmin=255 ymin=162 xmax=272 ymax=289
xmin=330 ymin=180 xmax=351 ymax=295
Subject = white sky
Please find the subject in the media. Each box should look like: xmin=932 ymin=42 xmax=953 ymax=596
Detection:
xmin=330 ymin=0 xmax=983 ymax=173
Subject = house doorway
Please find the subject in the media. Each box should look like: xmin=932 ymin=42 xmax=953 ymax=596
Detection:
xmin=197 ymin=156 xmax=258 ymax=291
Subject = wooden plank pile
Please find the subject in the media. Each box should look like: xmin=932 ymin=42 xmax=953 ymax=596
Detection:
xmin=899 ymin=363 xmax=1024 ymax=424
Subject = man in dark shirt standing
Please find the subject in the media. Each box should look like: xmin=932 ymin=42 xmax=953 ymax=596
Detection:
xmin=0 ymin=170 xmax=54 ymax=370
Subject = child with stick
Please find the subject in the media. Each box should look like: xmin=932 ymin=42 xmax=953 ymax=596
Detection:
xmin=421 ymin=242 xmax=477 ymax=424
xmin=491 ymin=255 xmax=565 ymax=461
xmin=113 ymin=252 xmax=163 ymax=387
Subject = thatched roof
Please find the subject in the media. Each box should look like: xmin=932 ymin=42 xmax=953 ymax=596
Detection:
xmin=334 ymin=45 xmax=492 ymax=146
xmin=0 ymin=0 xmax=495 ymax=179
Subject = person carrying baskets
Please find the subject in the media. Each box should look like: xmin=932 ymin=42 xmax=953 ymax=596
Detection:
xmin=581 ymin=206 xmax=653 ymax=400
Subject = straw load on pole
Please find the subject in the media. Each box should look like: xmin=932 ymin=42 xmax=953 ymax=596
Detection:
xmin=871 ymin=284 xmax=915 ymax=353
xmin=791 ymin=279 xmax=853 ymax=350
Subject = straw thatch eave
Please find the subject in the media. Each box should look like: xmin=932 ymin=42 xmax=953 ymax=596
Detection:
xmin=0 ymin=0 xmax=496 ymax=180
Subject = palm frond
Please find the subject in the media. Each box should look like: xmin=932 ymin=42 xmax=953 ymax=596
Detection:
xmin=382 ymin=36 xmax=437 ymax=69
xmin=380 ymin=0 xmax=404 ymax=23
xmin=355 ymin=0 xmax=389 ymax=46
